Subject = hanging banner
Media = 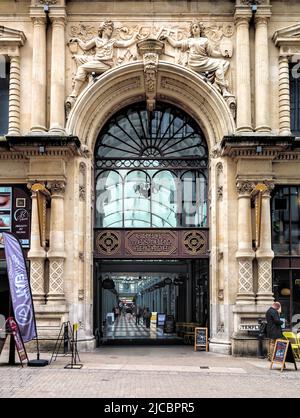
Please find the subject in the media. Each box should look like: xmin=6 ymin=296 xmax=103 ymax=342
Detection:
xmin=2 ymin=232 xmax=37 ymax=343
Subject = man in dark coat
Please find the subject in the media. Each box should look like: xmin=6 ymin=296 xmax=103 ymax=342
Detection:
xmin=266 ymin=302 xmax=283 ymax=361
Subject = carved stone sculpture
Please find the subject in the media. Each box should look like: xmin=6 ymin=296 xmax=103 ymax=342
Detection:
xmin=160 ymin=22 xmax=232 ymax=98
xmin=66 ymin=20 xmax=139 ymax=104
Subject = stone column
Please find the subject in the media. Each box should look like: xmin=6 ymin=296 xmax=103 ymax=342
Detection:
xmin=235 ymin=13 xmax=253 ymax=132
xmin=278 ymin=55 xmax=292 ymax=136
xmin=47 ymin=181 xmax=66 ymax=302
xmin=7 ymin=55 xmax=21 ymax=135
xmin=30 ymin=16 xmax=47 ymax=133
xmin=256 ymin=183 xmax=274 ymax=305
xmin=50 ymin=16 xmax=66 ymax=134
xmin=27 ymin=189 xmax=47 ymax=303
xmin=236 ymin=181 xmax=255 ymax=303
xmin=255 ymin=16 xmax=271 ymax=132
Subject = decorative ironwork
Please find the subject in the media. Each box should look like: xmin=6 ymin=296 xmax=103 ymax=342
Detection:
xmin=96 ymin=158 xmax=206 ymax=170
xmin=95 ymin=102 xmax=208 ymax=160
xmin=96 ymin=231 xmax=121 ymax=255
xmin=183 ymin=231 xmax=206 ymax=255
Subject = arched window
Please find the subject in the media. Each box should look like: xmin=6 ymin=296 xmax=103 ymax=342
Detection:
xmin=95 ymin=102 xmax=208 ymax=228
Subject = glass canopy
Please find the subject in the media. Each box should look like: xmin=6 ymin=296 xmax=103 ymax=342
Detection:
xmin=95 ymin=102 xmax=208 ymax=228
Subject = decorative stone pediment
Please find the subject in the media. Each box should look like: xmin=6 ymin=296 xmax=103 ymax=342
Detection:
xmin=273 ymin=24 xmax=300 ymax=52
xmin=0 ymin=26 xmax=26 ymax=47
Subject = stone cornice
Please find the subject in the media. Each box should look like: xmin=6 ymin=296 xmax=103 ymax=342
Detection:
xmin=0 ymin=26 xmax=26 ymax=47
xmin=273 ymin=23 xmax=300 ymax=48
xmin=220 ymin=134 xmax=295 ymax=159
xmin=0 ymin=135 xmax=81 ymax=158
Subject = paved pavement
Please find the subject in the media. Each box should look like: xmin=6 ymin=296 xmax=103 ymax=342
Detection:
xmin=0 ymin=345 xmax=299 ymax=398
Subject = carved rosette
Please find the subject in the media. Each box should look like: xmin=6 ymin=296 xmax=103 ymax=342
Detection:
xmin=96 ymin=231 xmax=121 ymax=255
xmin=183 ymin=231 xmax=207 ymax=255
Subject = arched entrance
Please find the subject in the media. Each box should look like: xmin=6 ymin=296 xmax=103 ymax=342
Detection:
xmin=93 ymin=101 xmax=209 ymax=343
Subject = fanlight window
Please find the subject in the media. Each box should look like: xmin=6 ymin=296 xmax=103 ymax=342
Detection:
xmin=95 ymin=103 xmax=208 ymax=229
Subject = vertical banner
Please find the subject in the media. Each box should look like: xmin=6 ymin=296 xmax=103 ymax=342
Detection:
xmin=2 ymin=232 xmax=37 ymax=343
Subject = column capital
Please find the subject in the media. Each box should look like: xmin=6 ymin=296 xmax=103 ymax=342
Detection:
xmin=31 ymin=15 xmax=47 ymax=26
xmin=254 ymin=16 xmax=270 ymax=27
xmin=236 ymin=180 xmax=255 ymax=196
xmin=48 ymin=181 xmax=66 ymax=196
xmin=234 ymin=15 xmax=251 ymax=27
xmin=50 ymin=16 xmax=66 ymax=26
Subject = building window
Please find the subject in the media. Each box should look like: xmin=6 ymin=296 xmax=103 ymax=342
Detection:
xmin=272 ymin=186 xmax=300 ymax=256
xmin=290 ymin=63 xmax=300 ymax=137
xmin=0 ymin=60 xmax=9 ymax=136
xmin=272 ymin=186 xmax=300 ymax=327
xmin=95 ymin=102 xmax=208 ymax=229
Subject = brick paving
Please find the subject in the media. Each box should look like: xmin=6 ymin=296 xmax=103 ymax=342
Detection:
xmin=0 ymin=346 xmax=299 ymax=398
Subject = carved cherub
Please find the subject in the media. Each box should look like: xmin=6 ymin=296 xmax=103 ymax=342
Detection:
xmin=68 ymin=20 xmax=139 ymax=100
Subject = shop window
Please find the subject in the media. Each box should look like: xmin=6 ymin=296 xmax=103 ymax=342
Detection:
xmin=272 ymin=186 xmax=300 ymax=256
xmin=0 ymin=59 xmax=9 ymax=136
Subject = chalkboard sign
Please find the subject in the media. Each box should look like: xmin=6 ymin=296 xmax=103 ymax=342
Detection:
xmin=270 ymin=339 xmax=297 ymax=372
xmin=194 ymin=327 xmax=208 ymax=352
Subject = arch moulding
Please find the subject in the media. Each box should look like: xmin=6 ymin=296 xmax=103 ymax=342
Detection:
xmin=66 ymin=61 xmax=236 ymax=153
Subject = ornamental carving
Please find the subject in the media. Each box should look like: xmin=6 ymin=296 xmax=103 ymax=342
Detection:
xmin=48 ymin=181 xmax=66 ymax=195
xmin=183 ymin=231 xmax=207 ymax=255
xmin=94 ymin=229 xmax=209 ymax=258
xmin=125 ymin=231 xmax=177 ymax=256
xmin=236 ymin=180 xmax=254 ymax=196
xmin=39 ymin=0 xmax=57 ymax=4
xmin=96 ymin=231 xmax=121 ymax=255
xmin=66 ymin=19 xmax=235 ymax=111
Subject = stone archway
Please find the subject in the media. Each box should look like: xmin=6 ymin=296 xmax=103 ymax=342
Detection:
xmin=66 ymin=61 xmax=236 ymax=153
xmin=66 ymin=61 xmax=236 ymax=351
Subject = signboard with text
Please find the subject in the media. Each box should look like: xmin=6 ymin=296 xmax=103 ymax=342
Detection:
xmin=194 ymin=327 xmax=208 ymax=352
xmin=270 ymin=339 xmax=297 ymax=372
xmin=0 ymin=185 xmax=31 ymax=249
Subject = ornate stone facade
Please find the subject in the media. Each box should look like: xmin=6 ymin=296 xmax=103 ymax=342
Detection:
xmin=0 ymin=0 xmax=300 ymax=356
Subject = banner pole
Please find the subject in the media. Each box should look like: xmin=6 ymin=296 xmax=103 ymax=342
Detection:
xmin=3 ymin=232 xmax=48 ymax=367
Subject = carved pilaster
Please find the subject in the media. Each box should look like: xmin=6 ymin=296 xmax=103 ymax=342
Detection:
xmin=7 ymin=56 xmax=21 ymax=135
xmin=236 ymin=179 xmax=255 ymax=303
xmin=234 ymin=13 xmax=253 ymax=132
xmin=256 ymin=180 xmax=274 ymax=305
xmin=254 ymin=14 xmax=271 ymax=132
xmin=137 ymin=39 xmax=164 ymax=112
xmin=278 ymin=55 xmax=291 ymax=136
xmin=27 ymin=185 xmax=47 ymax=303
xmin=47 ymin=180 xmax=66 ymax=303
xmin=30 ymin=15 xmax=47 ymax=132
xmin=50 ymin=15 xmax=66 ymax=134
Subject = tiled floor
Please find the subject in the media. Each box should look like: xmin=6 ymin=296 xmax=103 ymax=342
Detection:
xmin=104 ymin=314 xmax=179 ymax=341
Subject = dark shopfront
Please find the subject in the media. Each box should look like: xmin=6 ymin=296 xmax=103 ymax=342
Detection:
xmin=0 ymin=184 xmax=31 ymax=321
xmin=272 ymin=186 xmax=300 ymax=328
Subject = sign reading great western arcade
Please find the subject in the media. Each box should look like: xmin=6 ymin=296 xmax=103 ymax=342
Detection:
xmin=94 ymin=229 xmax=209 ymax=259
